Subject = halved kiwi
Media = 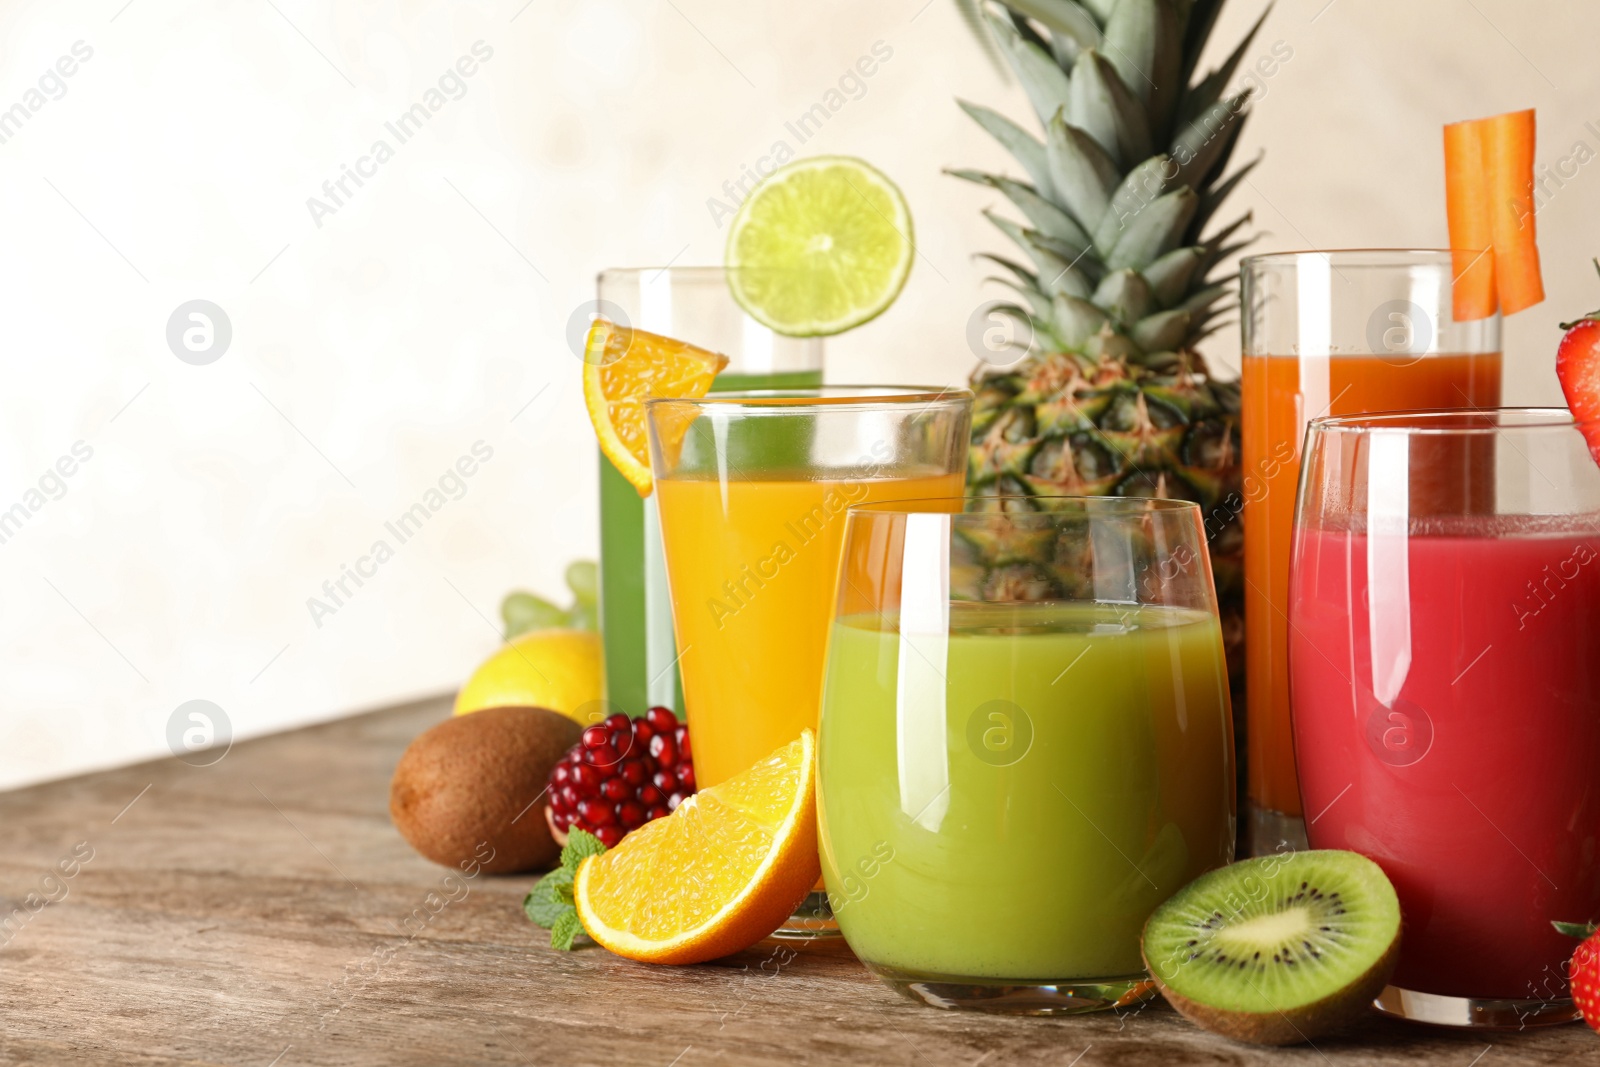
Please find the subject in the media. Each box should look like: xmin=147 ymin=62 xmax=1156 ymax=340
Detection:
xmin=1142 ymin=850 xmax=1401 ymax=1046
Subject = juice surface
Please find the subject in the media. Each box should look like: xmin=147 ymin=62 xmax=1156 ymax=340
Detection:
xmin=818 ymin=602 xmax=1234 ymax=981
xmin=1289 ymin=522 xmax=1600 ymax=998
xmin=655 ymin=470 xmax=962 ymax=788
xmin=1240 ymin=352 xmax=1501 ymax=817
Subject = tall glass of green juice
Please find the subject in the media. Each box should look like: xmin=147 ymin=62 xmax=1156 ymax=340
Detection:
xmin=819 ymin=497 xmax=1235 ymax=1014
xmin=594 ymin=269 xmax=822 ymax=716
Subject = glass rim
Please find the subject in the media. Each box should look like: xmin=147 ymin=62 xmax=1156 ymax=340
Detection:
xmin=1240 ymin=249 xmax=1459 ymax=272
xmin=846 ymin=495 xmax=1204 ymax=518
xmin=597 ymin=266 xmax=729 ymax=284
xmin=1309 ymin=406 xmax=1577 ymax=436
xmin=644 ymin=385 xmax=973 ymax=414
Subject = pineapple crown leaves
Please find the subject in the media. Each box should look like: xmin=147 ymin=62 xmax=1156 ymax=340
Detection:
xmin=522 ymin=827 xmax=606 ymax=951
xmin=952 ymin=0 xmax=1270 ymax=370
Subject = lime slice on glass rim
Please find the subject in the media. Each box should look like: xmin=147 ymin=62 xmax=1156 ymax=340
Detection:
xmin=724 ymin=156 xmax=914 ymax=337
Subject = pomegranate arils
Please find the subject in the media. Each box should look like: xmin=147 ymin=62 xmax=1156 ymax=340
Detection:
xmin=544 ymin=710 xmax=697 ymax=848
xmin=584 ymin=744 xmax=620 ymax=769
xmin=618 ymin=801 xmax=646 ymax=828
xmin=577 ymin=798 xmax=615 ymax=825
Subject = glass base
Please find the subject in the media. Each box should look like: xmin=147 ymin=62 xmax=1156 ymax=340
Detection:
xmin=1374 ymin=985 xmax=1581 ymax=1029
xmin=1244 ymin=804 xmax=1308 ymax=857
xmin=772 ymin=891 xmax=842 ymax=940
xmin=865 ymin=962 xmax=1155 ymax=1015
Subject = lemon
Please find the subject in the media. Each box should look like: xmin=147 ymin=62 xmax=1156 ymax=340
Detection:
xmin=725 ymin=155 xmax=914 ymax=337
xmin=454 ymin=629 xmax=605 ymax=725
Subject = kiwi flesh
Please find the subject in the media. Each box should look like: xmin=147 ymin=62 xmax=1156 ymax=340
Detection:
xmin=1142 ymin=849 xmax=1401 ymax=1046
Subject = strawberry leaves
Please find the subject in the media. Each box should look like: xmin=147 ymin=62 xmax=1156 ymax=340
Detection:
xmin=523 ymin=828 xmax=605 ymax=950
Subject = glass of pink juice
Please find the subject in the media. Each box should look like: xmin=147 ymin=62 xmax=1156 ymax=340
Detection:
xmin=1289 ymin=408 xmax=1600 ymax=1029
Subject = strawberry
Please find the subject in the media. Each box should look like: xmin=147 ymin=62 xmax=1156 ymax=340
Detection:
xmin=1556 ymin=260 xmax=1600 ymax=465
xmin=1555 ymin=920 xmax=1600 ymax=1031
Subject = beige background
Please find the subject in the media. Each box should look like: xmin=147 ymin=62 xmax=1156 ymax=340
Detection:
xmin=0 ymin=0 xmax=1595 ymax=789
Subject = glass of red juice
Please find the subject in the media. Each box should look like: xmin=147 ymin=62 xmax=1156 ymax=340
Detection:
xmin=1289 ymin=408 xmax=1600 ymax=1029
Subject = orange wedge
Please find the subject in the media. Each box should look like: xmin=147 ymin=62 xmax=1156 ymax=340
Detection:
xmin=573 ymin=730 xmax=819 ymax=965
xmin=582 ymin=319 xmax=728 ymax=496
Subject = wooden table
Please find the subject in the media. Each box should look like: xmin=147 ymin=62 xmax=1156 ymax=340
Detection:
xmin=0 ymin=696 xmax=1591 ymax=1066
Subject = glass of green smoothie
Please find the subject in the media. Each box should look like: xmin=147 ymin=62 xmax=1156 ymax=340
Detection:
xmin=818 ymin=496 xmax=1236 ymax=1014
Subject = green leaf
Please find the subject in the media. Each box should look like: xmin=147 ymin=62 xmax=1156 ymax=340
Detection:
xmin=1108 ymin=188 xmax=1197 ymax=272
xmin=997 ymin=178 xmax=1096 ymax=252
xmin=1103 ymin=0 xmax=1182 ymax=139
xmin=550 ymin=910 xmax=585 ymax=951
xmin=1553 ymin=920 xmax=1599 ymax=940
xmin=1079 ymin=0 xmax=1117 ymax=22
xmin=1178 ymin=6 xmax=1269 ymax=127
xmin=564 ymin=561 xmax=598 ymax=604
xmin=561 ymin=828 xmax=607 ymax=872
xmin=1181 ymin=0 xmax=1229 ymax=84
xmin=1142 ymin=247 xmax=1204 ymax=307
xmin=1025 ymin=238 xmax=1096 ymax=299
xmin=950 ymin=170 xmax=1093 ymax=252
xmin=1045 ymin=111 xmax=1121 ymax=235
xmin=1172 ymin=92 xmax=1247 ymax=191
xmin=991 ymin=278 xmax=1053 ymax=320
xmin=524 ymin=868 xmax=575 ymax=928
xmin=1094 ymin=155 xmax=1175 ymax=254
xmin=1007 ymin=0 xmax=1103 ymax=50
xmin=1191 ymin=153 xmax=1261 ymax=242
xmin=1091 ymin=269 xmax=1155 ymax=326
xmin=1177 ymin=282 xmax=1230 ymax=316
xmin=958 ymin=101 xmax=1056 ymax=200
xmin=988 ymin=10 xmax=1075 ymax=130
xmin=1049 ymin=294 xmax=1110 ymax=347
xmin=976 ymin=252 xmax=1042 ymax=292
xmin=501 ymin=592 xmax=569 ymax=641
xmin=1068 ymin=51 xmax=1151 ymax=169
xmin=1131 ymin=308 xmax=1192 ymax=351
xmin=566 ymin=599 xmax=598 ymax=632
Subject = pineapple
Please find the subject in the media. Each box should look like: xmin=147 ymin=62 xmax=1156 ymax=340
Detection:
xmin=951 ymin=0 xmax=1258 ymax=695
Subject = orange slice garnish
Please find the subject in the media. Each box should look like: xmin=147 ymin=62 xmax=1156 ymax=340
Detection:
xmin=573 ymin=730 xmax=819 ymax=964
xmin=582 ymin=319 xmax=728 ymax=496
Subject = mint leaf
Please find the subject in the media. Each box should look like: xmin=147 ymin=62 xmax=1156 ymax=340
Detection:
xmin=524 ymin=868 xmax=575 ymax=928
xmin=561 ymin=828 xmax=606 ymax=872
xmin=550 ymin=909 xmax=584 ymax=951
xmin=1553 ymin=920 xmax=1598 ymax=940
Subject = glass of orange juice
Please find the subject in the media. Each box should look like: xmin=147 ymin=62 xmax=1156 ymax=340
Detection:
xmin=645 ymin=387 xmax=972 ymax=935
xmin=1238 ymin=250 xmax=1501 ymax=855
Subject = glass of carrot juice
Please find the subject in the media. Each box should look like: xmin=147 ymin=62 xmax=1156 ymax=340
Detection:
xmin=1238 ymin=250 xmax=1501 ymax=854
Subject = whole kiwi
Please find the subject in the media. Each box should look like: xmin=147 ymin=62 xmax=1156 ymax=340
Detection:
xmin=390 ymin=705 xmax=581 ymax=874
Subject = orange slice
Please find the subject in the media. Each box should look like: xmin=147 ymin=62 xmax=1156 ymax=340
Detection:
xmin=582 ymin=319 xmax=729 ymax=496
xmin=573 ymin=730 xmax=819 ymax=965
